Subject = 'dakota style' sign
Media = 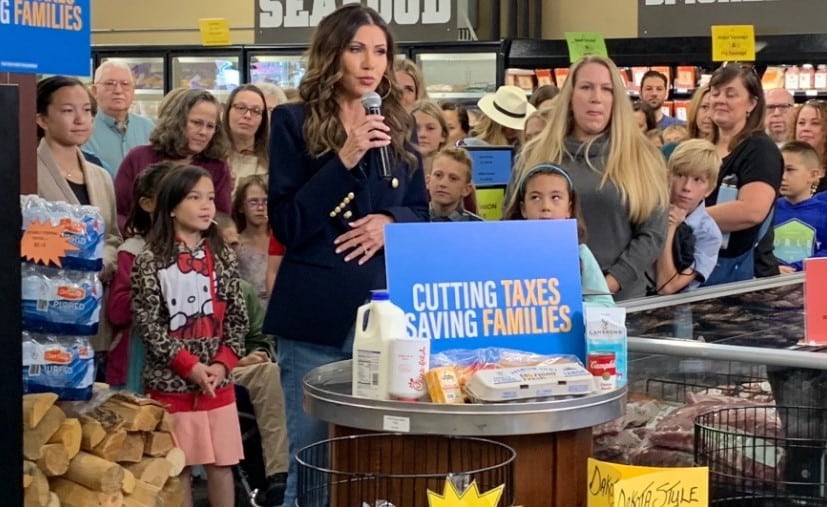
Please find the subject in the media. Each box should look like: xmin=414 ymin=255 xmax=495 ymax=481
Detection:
xmin=0 ymin=0 xmax=90 ymax=76
xmin=255 ymin=0 xmax=457 ymax=44
xmin=385 ymin=220 xmax=586 ymax=359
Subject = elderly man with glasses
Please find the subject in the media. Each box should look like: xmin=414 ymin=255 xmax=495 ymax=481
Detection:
xmin=84 ymin=59 xmax=156 ymax=176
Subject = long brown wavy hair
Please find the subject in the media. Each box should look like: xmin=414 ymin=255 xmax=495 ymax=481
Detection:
xmin=149 ymin=89 xmax=230 ymax=161
xmin=299 ymin=4 xmax=415 ymax=167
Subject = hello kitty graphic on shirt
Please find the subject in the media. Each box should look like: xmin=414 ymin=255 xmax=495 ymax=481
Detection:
xmin=158 ymin=246 xmax=224 ymax=339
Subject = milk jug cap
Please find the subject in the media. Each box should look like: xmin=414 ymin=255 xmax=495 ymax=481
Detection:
xmin=370 ymin=289 xmax=390 ymax=301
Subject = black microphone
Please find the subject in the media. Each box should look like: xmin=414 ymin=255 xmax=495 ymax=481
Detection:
xmin=361 ymin=91 xmax=392 ymax=180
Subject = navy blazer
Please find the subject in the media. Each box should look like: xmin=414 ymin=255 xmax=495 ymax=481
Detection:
xmin=264 ymin=103 xmax=429 ymax=347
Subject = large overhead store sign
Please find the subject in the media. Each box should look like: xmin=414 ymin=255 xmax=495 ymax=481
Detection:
xmin=255 ymin=0 xmax=458 ymax=44
xmin=639 ymin=0 xmax=827 ymax=38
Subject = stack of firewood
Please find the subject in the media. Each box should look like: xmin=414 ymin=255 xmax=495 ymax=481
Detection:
xmin=23 ymin=392 xmax=187 ymax=507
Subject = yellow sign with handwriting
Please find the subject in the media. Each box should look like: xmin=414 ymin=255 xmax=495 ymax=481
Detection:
xmin=587 ymin=458 xmax=708 ymax=507
xmin=711 ymin=25 xmax=755 ymax=62
xmin=199 ymin=18 xmax=231 ymax=46
xmin=475 ymin=188 xmax=505 ymax=221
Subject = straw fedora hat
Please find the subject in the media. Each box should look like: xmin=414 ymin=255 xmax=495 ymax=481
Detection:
xmin=477 ymin=85 xmax=535 ymax=131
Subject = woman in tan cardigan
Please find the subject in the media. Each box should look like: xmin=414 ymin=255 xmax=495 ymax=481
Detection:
xmin=36 ymin=76 xmax=122 ymax=351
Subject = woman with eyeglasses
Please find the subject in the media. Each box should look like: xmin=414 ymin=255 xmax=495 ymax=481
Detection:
xmin=223 ymin=84 xmax=270 ymax=189
xmin=703 ymin=64 xmax=783 ymax=285
xmin=114 ymin=89 xmax=232 ymax=232
xmin=791 ymin=99 xmax=827 ymax=194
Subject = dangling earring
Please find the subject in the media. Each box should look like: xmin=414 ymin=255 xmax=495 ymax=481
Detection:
xmin=378 ymin=74 xmax=392 ymax=100
xmin=746 ymin=109 xmax=751 ymax=119
xmin=812 ymin=182 xmax=818 ymax=196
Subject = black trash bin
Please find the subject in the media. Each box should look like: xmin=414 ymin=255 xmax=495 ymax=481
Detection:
xmin=295 ymin=433 xmax=516 ymax=507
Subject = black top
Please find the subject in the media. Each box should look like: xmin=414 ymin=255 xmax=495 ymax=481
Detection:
xmin=705 ymin=133 xmax=782 ymax=258
xmin=67 ymin=180 xmax=91 ymax=206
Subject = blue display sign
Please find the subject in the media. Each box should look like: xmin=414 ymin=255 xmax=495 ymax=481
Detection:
xmin=0 ymin=0 xmax=91 ymax=76
xmin=385 ymin=220 xmax=586 ymax=359
xmin=466 ymin=146 xmax=514 ymax=187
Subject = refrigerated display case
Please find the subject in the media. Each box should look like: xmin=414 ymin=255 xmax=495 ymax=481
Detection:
xmin=407 ymin=41 xmax=505 ymax=104
xmin=245 ymin=44 xmax=307 ymax=90
xmin=170 ymin=52 xmax=242 ymax=106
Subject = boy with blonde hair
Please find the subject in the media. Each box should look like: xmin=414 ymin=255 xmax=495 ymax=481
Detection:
xmin=653 ymin=139 xmax=723 ymax=294
xmin=773 ymin=141 xmax=827 ymax=272
xmin=428 ymin=147 xmax=483 ymax=222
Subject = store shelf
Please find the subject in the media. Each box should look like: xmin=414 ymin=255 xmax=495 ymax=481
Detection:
xmin=427 ymin=91 xmax=489 ymax=100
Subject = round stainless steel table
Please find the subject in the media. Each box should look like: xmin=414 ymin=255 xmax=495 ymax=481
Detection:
xmin=304 ymin=360 xmax=626 ymax=506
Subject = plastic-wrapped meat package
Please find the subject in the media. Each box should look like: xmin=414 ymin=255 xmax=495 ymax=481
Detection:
xmin=649 ymin=401 xmax=741 ymax=452
xmin=628 ymin=445 xmax=695 ymax=468
xmin=594 ymin=429 xmax=644 ymax=464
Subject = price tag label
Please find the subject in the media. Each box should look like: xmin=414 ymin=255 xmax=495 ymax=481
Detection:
xmin=382 ymin=415 xmax=410 ymax=433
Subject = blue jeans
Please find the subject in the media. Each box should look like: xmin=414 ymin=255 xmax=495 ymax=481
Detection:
xmin=279 ymin=334 xmax=353 ymax=507
xmin=702 ymin=248 xmax=755 ymax=287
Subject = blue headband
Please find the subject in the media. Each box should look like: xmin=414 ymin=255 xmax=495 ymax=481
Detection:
xmin=517 ymin=163 xmax=574 ymax=199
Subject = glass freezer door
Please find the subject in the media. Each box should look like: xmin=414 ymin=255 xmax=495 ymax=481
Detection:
xmin=101 ymin=56 xmax=165 ymax=120
xmin=171 ymin=55 xmax=241 ymax=107
xmin=415 ymin=52 xmax=497 ymax=102
xmin=249 ymin=55 xmax=306 ymax=90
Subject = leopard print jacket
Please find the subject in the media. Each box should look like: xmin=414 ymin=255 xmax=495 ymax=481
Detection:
xmin=131 ymin=240 xmax=248 ymax=394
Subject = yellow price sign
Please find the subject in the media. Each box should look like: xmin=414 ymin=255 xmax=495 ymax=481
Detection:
xmin=427 ymin=479 xmax=505 ymax=507
xmin=587 ymin=458 xmax=708 ymax=507
xmin=711 ymin=25 xmax=755 ymax=62
xmin=199 ymin=18 xmax=231 ymax=46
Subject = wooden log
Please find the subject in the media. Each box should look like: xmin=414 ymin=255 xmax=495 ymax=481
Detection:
xmin=163 ymin=448 xmax=185 ymax=477
xmin=143 ymin=432 xmax=173 ymax=457
xmin=124 ymin=458 xmax=172 ymax=488
xmin=23 ymin=393 xmax=59 ymax=429
xmin=90 ymin=407 xmax=125 ymax=433
xmin=50 ymin=478 xmax=124 ymax=507
xmin=91 ymin=429 xmax=126 ymax=462
xmin=155 ymin=411 xmax=174 ymax=433
xmin=101 ymin=396 xmax=163 ymax=432
xmin=24 ymin=460 xmax=37 ymax=488
xmin=121 ymin=468 xmax=135 ymax=495
xmin=47 ymin=418 xmax=82 ymax=459
xmin=24 ymin=406 xmax=66 ymax=460
xmin=79 ymin=415 xmax=106 ymax=451
xmin=117 ymin=433 xmax=145 ymax=464
xmin=64 ymin=452 xmax=124 ymax=494
xmin=123 ymin=479 xmax=161 ymax=507
xmin=47 ymin=492 xmax=60 ymax=507
xmin=37 ymin=443 xmax=70 ymax=477
xmin=24 ymin=464 xmax=50 ymax=507
xmin=158 ymin=476 xmax=184 ymax=507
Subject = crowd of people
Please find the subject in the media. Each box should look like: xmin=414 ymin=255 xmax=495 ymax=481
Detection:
xmin=32 ymin=3 xmax=827 ymax=506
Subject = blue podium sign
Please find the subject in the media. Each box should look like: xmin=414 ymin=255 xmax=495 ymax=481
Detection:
xmin=0 ymin=0 xmax=91 ymax=76
xmin=385 ymin=220 xmax=585 ymax=359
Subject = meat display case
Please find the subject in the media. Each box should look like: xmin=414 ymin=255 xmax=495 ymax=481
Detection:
xmin=612 ymin=275 xmax=827 ymax=503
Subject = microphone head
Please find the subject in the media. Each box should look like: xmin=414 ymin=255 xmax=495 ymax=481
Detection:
xmin=361 ymin=91 xmax=382 ymax=110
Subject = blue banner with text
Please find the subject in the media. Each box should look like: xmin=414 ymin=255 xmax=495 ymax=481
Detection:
xmin=385 ymin=220 xmax=586 ymax=359
xmin=0 ymin=0 xmax=91 ymax=76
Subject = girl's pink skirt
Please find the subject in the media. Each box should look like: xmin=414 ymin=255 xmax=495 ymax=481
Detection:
xmin=172 ymin=402 xmax=244 ymax=466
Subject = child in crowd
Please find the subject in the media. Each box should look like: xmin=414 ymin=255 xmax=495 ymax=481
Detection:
xmin=646 ymin=129 xmax=664 ymax=149
xmin=428 ymin=147 xmax=483 ymax=222
xmin=662 ymin=124 xmax=689 ymax=145
xmin=504 ymin=164 xmax=614 ymax=306
xmin=652 ymin=139 xmax=722 ymax=294
xmin=412 ymin=100 xmax=449 ymax=181
xmin=773 ymin=141 xmax=827 ymax=272
xmin=216 ymin=213 xmax=289 ymax=507
xmin=132 ymin=166 xmax=247 ymax=507
xmin=231 ymin=175 xmax=272 ymax=308
xmin=107 ymin=162 xmax=171 ymax=391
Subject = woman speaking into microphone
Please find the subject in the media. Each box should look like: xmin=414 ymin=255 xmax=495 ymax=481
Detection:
xmin=264 ymin=4 xmax=428 ymax=503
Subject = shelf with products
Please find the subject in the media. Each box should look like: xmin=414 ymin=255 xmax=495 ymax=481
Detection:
xmin=505 ymin=34 xmax=827 ymax=106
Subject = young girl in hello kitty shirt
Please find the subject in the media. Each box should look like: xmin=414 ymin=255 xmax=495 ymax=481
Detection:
xmin=131 ymin=165 xmax=248 ymax=506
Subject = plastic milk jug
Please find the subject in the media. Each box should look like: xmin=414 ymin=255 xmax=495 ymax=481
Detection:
xmin=352 ymin=290 xmax=408 ymax=400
